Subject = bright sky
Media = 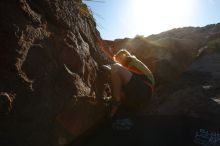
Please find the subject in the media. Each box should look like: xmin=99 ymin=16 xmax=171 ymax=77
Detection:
xmin=85 ymin=0 xmax=220 ymax=40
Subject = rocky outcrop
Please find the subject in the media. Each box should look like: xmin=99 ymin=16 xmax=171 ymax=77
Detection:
xmin=149 ymin=53 xmax=220 ymax=121
xmin=0 ymin=0 xmax=109 ymax=146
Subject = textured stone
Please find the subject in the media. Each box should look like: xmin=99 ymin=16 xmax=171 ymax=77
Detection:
xmin=0 ymin=0 xmax=108 ymax=145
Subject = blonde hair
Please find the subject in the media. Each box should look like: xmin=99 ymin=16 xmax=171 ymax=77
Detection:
xmin=113 ymin=49 xmax=131 ymax=62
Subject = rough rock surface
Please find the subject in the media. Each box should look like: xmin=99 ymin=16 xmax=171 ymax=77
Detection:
xmin=0 ymin=0 xmax=109 ymax=146
xmin=147 ymin=53 xmax=220 ymax=122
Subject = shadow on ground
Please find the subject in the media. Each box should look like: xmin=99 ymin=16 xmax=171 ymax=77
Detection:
xmin=70 ymin=115 xmax=220 ymax=146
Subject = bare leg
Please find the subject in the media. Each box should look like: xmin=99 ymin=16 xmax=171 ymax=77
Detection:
xmin=110 ymin=63 xmax=132 ymax=117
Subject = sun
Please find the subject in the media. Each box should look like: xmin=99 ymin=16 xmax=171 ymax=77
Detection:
xmin=126 ymin=0 xmax=197 ymax=36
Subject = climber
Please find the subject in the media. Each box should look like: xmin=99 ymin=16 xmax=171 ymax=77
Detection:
xmin=108 ymin=49 xmax=155 ymax=118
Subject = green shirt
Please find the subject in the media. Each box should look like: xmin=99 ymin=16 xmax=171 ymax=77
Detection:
xmin=127 ymin=56 xmax=155 ymax=85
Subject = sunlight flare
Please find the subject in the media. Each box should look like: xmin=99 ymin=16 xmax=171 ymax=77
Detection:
xmin=127 ymin=0 xmax=197 ymax=36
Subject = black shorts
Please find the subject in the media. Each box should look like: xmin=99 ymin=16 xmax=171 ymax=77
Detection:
xmin=122 ymin=73 xmax=152 ymax=109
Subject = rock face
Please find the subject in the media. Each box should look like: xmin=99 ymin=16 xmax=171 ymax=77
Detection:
xmin=147 ymin=38 xmax=220 ymax=121
xmin=0 ymin=0 xmax=109 ymax=146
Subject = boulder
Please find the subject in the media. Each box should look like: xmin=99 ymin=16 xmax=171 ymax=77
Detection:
xmin=0 ymin=0 xmax=108 ymax=145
